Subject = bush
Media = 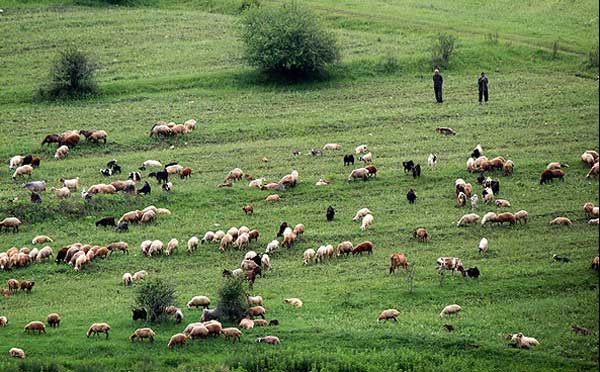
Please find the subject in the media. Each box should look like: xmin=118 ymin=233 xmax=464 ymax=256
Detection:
xmin=431 ymin=33 xmax=456 ymax=69
xmin=377 ymin=53 xmax=400 ymax=74
xmin=37 ymin=48 xmax=98 ymax=100
xmin=215 ymin=276 xmax=249 ymax=322
xmin=134 ymin=278 xmax=176 ymax=323
xmin=588 ymin=44 xmax=599 ymax=68
xmin=239 ymin=0 xmax=260 ymax=12
xmin=239 ymin=2 xmax=340 ymax=79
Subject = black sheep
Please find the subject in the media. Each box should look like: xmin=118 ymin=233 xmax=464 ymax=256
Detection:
xmin=106 ymin=159 xmax=118 ymax=169
xmin=30 ymin=192 xmax=41 ymax=204
xmin=137 ymin=181 xmax=151 ymax=195
xmin=162 ymin=183 xmax=171 ymax=192
xmin=476 ymin=172 xmax=486 ymax=184
xmin=343 ymin=154 xmax=354 ymax=166
xmin=411 ymin=164 xmax=421 ymax=179
xmin=22 ymin=154 xmax=33 ymax=165
xmin=115 ymin=222 xmax=129 ymax=233
xmin=128 ymin=172 xmax=142 ymax=182
xmin=96 ymin=217 xmax=116 ymax=228
xmin=463 ymin=267 xmax=480 ymax=278
xmin=490 ymin=180 xmax=500 ymax=195
xmin=471 ymin=148 xmax=481 ymax=159
xmin=553 ymin=254 xmax=571 ymax=263
xmin=148 ymin=170 xmax=169 ymax=184
xmin=100 ymin=168 xmax=113 ymax=177
xmin=402 ymin=160 xmax=415 ymax=173
xmin=407 ymin=189 xmax=417 ymax=204
xmin=276 ymin=222 xmax=288 ymax=237
xmin=132 ymin=308 xmax=147 ymax=321
xmin=164 ymin=161 xmax=178 ymax=168
xmin=110 ymin=164 xmax=122 ymax=174
xmin=251 ymin=255 xmax=262 ymax=267
xmin=55 ymin=248 xmax=68 ymax=264
xmin=269 ymin=319 xmax=279 ymax=326
xmin=326 ymin=206 xmax=335 ymax=221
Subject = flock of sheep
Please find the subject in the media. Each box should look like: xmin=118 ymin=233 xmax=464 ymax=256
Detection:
xmin=1 ymin=122 xmax=599 ymax=359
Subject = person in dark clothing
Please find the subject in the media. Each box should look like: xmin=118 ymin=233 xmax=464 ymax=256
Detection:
xmin=478 ymin=72 xmax=489 ymax=104
xmin=433 ymin=69 xmax=443 ymax=103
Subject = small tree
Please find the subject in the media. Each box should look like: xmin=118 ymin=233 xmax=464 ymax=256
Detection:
xmin=134 ymin=278 xmax=176 ymax=323
xmin=216 ymin=276 xmax=249 ymax=322
xmin=239 ymin=2 xmax=339 ymax=79
xmin=431 ymin=33 xmax=456 ymax=69
xmin=38 ymin=47 xmax=99 ymax=100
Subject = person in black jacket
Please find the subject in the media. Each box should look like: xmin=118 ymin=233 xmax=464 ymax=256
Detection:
xmin=433 ymin=69 xmax=443 ymax=103
xmin=478 ymin=72 xmax=489 ymax=104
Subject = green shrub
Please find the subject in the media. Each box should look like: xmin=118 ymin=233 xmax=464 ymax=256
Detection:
xmin=431 ymin=33 xmax=456 ymax=69
xmin=239 ymin=0 xmax=260 ymax=12
xmin=37 ymin=47 xmax=99 ymax=100
xmin=239 ymin=2 xmax=340 ymax=79
xmin=377 ymin=53 xmax=400 ymax=74
xmin=588 ymin=44 xmax=599 ymax=67
xmin=215 ymin=276 xmax=249 ymax=322
xmin=134 ymin=278 xmax=176 ymax=323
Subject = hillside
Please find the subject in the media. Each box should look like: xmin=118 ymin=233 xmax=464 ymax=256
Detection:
xmin=0 ymin=1 xmax=598 ymax=371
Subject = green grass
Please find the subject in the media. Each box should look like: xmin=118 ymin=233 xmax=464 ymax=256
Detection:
xmin=0 ymin=1 xmax=598 ymax=371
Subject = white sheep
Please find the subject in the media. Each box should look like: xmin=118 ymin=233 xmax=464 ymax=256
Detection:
xmin=428 ymin=153 xmax=438 ymax=168
xmin=283 ymin=298 xmax=303 ymax=308
xmin=440 ymin=304 xmax=461 ymax=318
xmin=9 ymin=347 xmax=25 ymax=359
xmin=353 ymin=208 xmax=371 ymax=222
xmin=457 ymin=213 xmax=480 ymax=226
xmin=355 ymin=145 xmax=368 ymax=154
xmin=470 ymin=194 xmax=478 ymax=210
xmin=140 ymin=240 xmax=152 ymax=256
xmin=265 ymin=240 xmax=279 ymax=254
xmin=359 ymin=152 xmax=373 ymax=163
xmin=186 ymin=296 xmax=211 ymax=309
xmin=12 ymin=165 xmax=33 ymax=179
xmin=478 ymin=238 xmax=488 ymax=254
xmin=481 ymin=212 xmax=497 ymax=226
xmin=166 ymin=239 xmax=178 ymax=256
xmin=261 ymin=254 xmax=272 ymax=269
xmin=31 ymin=235 xmax=53 ymax=245
xmin=244 ymin=251 xmax=258 ymax=260
xmin=315 ymin=245 xmax=334 ymax=262
xmin=187 ymin=236 xmax=199 ymax=255
xmin=123 ymin=273 xmax=133 ymax=286
xmin=36 ymin=246 xmax=53 ymax=262
xmin=149 ymin=240 xmax=164 ymax=256
xmin=249 ymin=178 xmax=267 ymax=188
xmin=141 ymin=160 xmax=162 ymax=169
xmin=133 ymin=270 xmax=148 ymax=281
xmin=361 ymin=214 xmax=374 ymax=230
xmin=50 ymin=186 xmax=71 ymax=199
xmin=54 ymin=145 xmax=69 ymax=160
xmin=303 ymin=249 xmax=315 ymax=265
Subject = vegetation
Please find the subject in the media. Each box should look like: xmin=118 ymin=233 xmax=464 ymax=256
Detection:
xmin=239 ymin=2 xmax=339 ymax=79
xmin=134 ymin=279 xmax=176 ymax=323
xmin=0 ymin=1 xmax=598 ymax=371
xmin=37 ymin=48 xmax=99 ymax=100
xmin=431 ymin=33 xmax=457 ymax=69
xmin=216 ymin=277 xmax=249 ymax=322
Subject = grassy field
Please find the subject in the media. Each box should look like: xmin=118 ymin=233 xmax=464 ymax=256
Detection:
xmin=0 ymin=1 xmax=598 ymax=371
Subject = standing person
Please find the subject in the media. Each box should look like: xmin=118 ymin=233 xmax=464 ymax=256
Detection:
xmin=478 ymin=72 xmax=489 ymax=104
xmin=433 ymin=69 xmax=443 ymax=103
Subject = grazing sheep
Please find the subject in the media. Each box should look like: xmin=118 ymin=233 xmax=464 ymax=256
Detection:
xmin=54 ymin=145 xmax=69 ymax=160
xmin=224 ymin=168 xmax=244 ymax=182
xmin=47 ymin=313 xmax=60 ymax=328
xmin=219 ymin=233 xmax=234 ymax=252
xmin=265 ymin=194 xmax=281 ymax=203
xmin=0 ymin=316 xmax=7 ymax=327
xmin=348 ymin=167 xmax=370 ymax=182
xmin=293 ymin=224 xmax=305 ymax=236
xmin=32 ymin=235 xmax=53 ymax=245
xmin=302 ymin=249 xmax=315 ymax=265
xmin=315 ymin=245 xmax=334 ymax=263
xmin=166 ymin=239 xmax=178 ymax=256
xmin=511 ymin=333 xmax=540 ymax=349
xmin=242 ymin=204 xmax=254 ymax=215
xmin=282 ymin=232 xmax=297 ymax=248
xmin=591 ymin=256 xmax=599 ymax=270
xmin=187 ymin=236 xmax=199 ymax=255
xmin=222 ymin=327 xmax=242 ymax=343
xmin=503 ymin=160 xmax=514 ymax=176
xmin=353 ymin=208 xmax=372 ymax=222
xmin=35 ymin=246 xmax=53 ymax=262
xmin=9 ymin=155 xmax=25 ymax=169
xmin=254 ymin=319 xmax=268 ymax=327
xmin=24 ymin=321 xmax=46 ymax=334
xmin=239 ymin=318 xmax=254 ymax=330
xmin=355 ymin=145 xmax=368 ymax=154
xmin=352 ymin=241 xmax=374 ymax=256
xmin=457 ymin=213 xmax=480 ymax=227
xmin=495 ymin=199 xmax=511 ymax=208
xmin=9 ymin=348 xmax=25 ymax=359
xmin=148 ymin=240 xmax=164 ymax=256
xmin=550 ymin=217 xmax=572 ymax=226
xmin=256 ymin=336 xmax=280 ymax=345
xmin=12 ymin=165 xmax=34 ymax=180
xmin=439 ymin=304 xmax=462 ymax=318
xmin=437 ymin=257 xmax=464 ymax=275
xmin=248 ymin=295 xmax=263 ymax=306
xmin=343 ymin=154 xmax=354 ymax=166
xmin=132 ymin=309 xmax=147 ymax=321
xmin=515 ymin=210 xmax=529 ymax=224
xmin=407 ymin=189 xmax=417 ymax=204
xmin=133 ymin=270 xmax=148 ymax=281
xmin=0 ymin=217 xmax=22 ymax=233
xmin=123 ymin=273 xmax=133 ymax=286
xmin=436 ymin=127 xmax=456 ymax=135
xmin=412 ymin=228 xmax=428 ymax=242
xmin=481 ymin=212 xmax=497 ymax=227
xmin=389 ymin=253 xmax=409 ymax=273
xmin=463 ymin=267 xmax=480 ymax=278
xmin=59 ymin=177 xmax=79 ymax=190
xmin=378 ymin=309 xmax=400 ymax=322
xmin=586 ymin=162 xmax=599 ymax=178
xmin=187 ymin=296 xmax=211 ymax=310
xmin=540 ymin=169 xmax=565 ymax=184
xmin=167 ymin=333 xmax=187 ymax=349
xmin=8 ymin=279 xmax=19 ymax=292
xmin=359 ymin=152 xmax=373 ymax=163
xmin=583 ymin=203 xmax=599 ymax=218
xmin=427 ymin=153 xmax=438 ymax=168
xmin=20 ymin=281 xmax=34 ymax=292
xmin=323 ymin=143 xmax=342 ymax=150
xmin=129 ymin=328 xmax=155 ymax=343
xmin=478 ymin=238 xmax=488 ymax=254
xmin=74 ymin=254 xmax=88 ymax=272
xmin=261 ymin=254 xmax=272 ymax=269
xmin=265 ymin=240 xmax=279 ymax=254
xmin=139 ymin=210 xmax=156 ymax=224
xmin=187 ymin=325 xmax=209 ymax=340
xmin=203 ymin=321 xmax=223 ymax=337
xmin=336 ymin=241 xmax=353 ymax=257
xmin=361 ymin=214 xmax=374 ymax=230
xmin=470 ymin=194 xmax=479 ymax=210
xmin=590 ymin=218 xmax=600 ymax=224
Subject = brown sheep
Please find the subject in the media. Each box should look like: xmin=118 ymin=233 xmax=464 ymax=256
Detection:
xmin=239 ymin=318 xmax=254 ymax=330
xmin=378 ymin=309 xmax=400 ymax=322
xmin=107 ymin=241 xmax=129 ymax=254
xmin=204 ymin=322 xmax=223 ymax=337
xmin=242 ymin=204 xmax=254 ymax=215
xmin=336 ymin=241 xmax=353 ymax=257
xmin=492 ymin=212 xmax=516 ymax=225
xmin=248 ymin=306 xmax=266 ymax=319
xmin=24 ymin=321 xmax=46 ymax=334
xmin=222 ymin=327 xmax=242 ymax=343
xmin=167 ymin=333 xmax=187 ymax=349
xmin=352 ymin=241 xmax=374 ymax=256
xmin=47 ymin=313 xmax=60 ymax=328
xmin=129 ymin=328 xmax=155 ymax=343
xmin=7 ymin=279 xmax=19 ymax=293
xmin=412 ymin=228 xmax=428 ymax=242
xmin=86 ymin=323 xmax=111 ymax=339
xmin=265 ymin=194 xmax=280 ymax=202
xmin=503 ymin=160 xmax=514 ymax=176
xmin=253 ymin=319 xmax=268 ymax=327
xmin=20 ymin=280 xmax=34 ymax=293
xmin=540 ymin=169 xmax=565 ymax=184
xmin=389 ymin=253 xmax=409 ymax=274
xmin=549 ymin=217 xmax=572 ymax=226
xmin=0 ymin=217 xmax=22 ymax=233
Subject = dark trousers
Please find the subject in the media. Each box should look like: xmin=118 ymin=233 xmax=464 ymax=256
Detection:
xmin=479 ymin=89 xmax=488 ymax=102
xmin=434 ymin=86 xmax=443 ymax=103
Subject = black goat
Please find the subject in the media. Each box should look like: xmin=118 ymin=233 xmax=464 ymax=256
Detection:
xmin=463 ymin=267 xmax=480 ymax=278
xmin=407 ymin=189 xmax=417 ymax=204
xmin=148 ymin=170 xmax=169 ymax=184
xmin=132 ymin=308 xmax=147 ymax=321
xmin=96 ymin=217 xmax=116 ymax=228
xmin=137 ymin=181 xmax=151 ymax=195
xmin=402 ymin=160 xmax=415 ymax=173
xmin=277 ymin=222 xmax=288 ymax=237
xmin=115 ymin=222 xmax=129 ymax=233
xmin=128 ymin=172 xmax=142 ymax=182
xmin=343 ymin=154 xmax=354 ymax=166
xmin=411 ymin=164 xmax=421 ymax=179
xmin=326 ymin=206 xmax=335 ymax=221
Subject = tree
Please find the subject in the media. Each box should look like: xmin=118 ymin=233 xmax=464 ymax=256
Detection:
xmin=37 ymin=47 xmax=98 ymax=100
xmin=134 ymin=278 xmax=176 ymax=323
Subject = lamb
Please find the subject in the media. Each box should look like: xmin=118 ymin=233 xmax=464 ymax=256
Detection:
xmin=224 ymin=168 xmax=244 ymax=182
xmin=123 ymin=273 xmax=133 ymax=287
xmin=12 ymin=165 xmax=34 ymax=179
xmin=293 ymin=223 xmax=305 ymax=236
xmin=8 ymin=279 xmax=20 ymax=292
xmin=242 ymin=204 xmax=254 ymax=215
xmin=389 ymin=253 xmax=409 ymax=273
xmin=439 ymin=304 xmax=462 ymax=318
xmin=323 ymin=143 xmax=342 ymax=150
xmin=184 ymin=119 xmax=197 ymax=131
xmin=470 ymin=194 xmax=479 ymax=210
xmin=348 ymin=167 xmax=369 ymax=182
xmin=457 ymin=213 xmax=480 ymax=226
xmin=583 ymin=203 xmax=599 ymax=217
xmin=24 ymin=321 xmax=46 ymax=334
xmin=167 ymin=333 xmax=187 ymax=349
xmin=239 ymin=318 xmax=254 ymax=330
xmin=248 ymin=229 xmax=260 ymax=243
xmin=503 ymin=160 xmax=514 ymax=176
xmin=129 ymin=328 xmax=155 ymax=343
xmin=47 ymin=313 xmax=60 ymax=328
xmin=20 ymin=280 xmax=34 ymax=292
xmin=511 ymin=333 xmax=540 ymax=349
xmin=359 ymin=152 xmax=373 ymax=163
xmin=60 ymin=177 xmax=80 ymax=190
xmin=355 ymin=145 xmax=368 ymax=154
xmin=428 ymin=153 xmax=438 ymax=168
xmin=412 ymin=228 xmax=428 ymax=242
xmin=353 ymin=208 xmax=372 ymax=222
xmin=435 ymin=127 xmax=456 ymax=135
xmin=282 ymin=298 xmax=303 ymax=309
xmin=256 ymin=336 xmax=280 ymax=345
xmin=282 ymin=231 xmax=297 ymax=248
xmin=352 ymin=241 xmax=374 ymax=256
xmin=222 ymin=328 xmax=242 ymax=343
xmin=31 ymin=235 xmax=52 ymax=245
xmin=54 ymin=145 xmax=69 ymax=160
xmin=303 ymin=249 xmax=315 ymax=265
xmin=377 ymin=309 xmax=400 ymax=322
xmin=0 ymin=217 xmax=22 ymax=232
xmin=343 ymin=154 xmax=355 ymax=166
xmin=478 ymin=238 xmax=488 ymax=254
xmin=50 ymin=186 xmax=71 ymax=199
xmin=166 ymin=239 xmax=178 ymax=256
xmin=336 ymin=241 xmax=353 ymax=257
xmin=9 ymin=348 xmax=25 ymax=359
xmin=265 ymin=194 xmax=280 ymax=202
xmin=515 ymin=210 xmax=529 ymax=224
xmin=550 ymin=217 xmax=572 ymax=226
xmin=589 ymin=218 xmax=599 ymax=224
xmin=495 ymin=199 xmax=511 ymax=208
xmin=187 ymin=296 xmax=211 ymax=310
xmin=139 ymin=210 xmax=156 ymax=224
xmin=407 ymin=189 xmax=417 ymax=204
xmin=437 ymin=257 xmax=464 ymax=275
xmin=361 ymin=214 xmax=374 ymax=230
